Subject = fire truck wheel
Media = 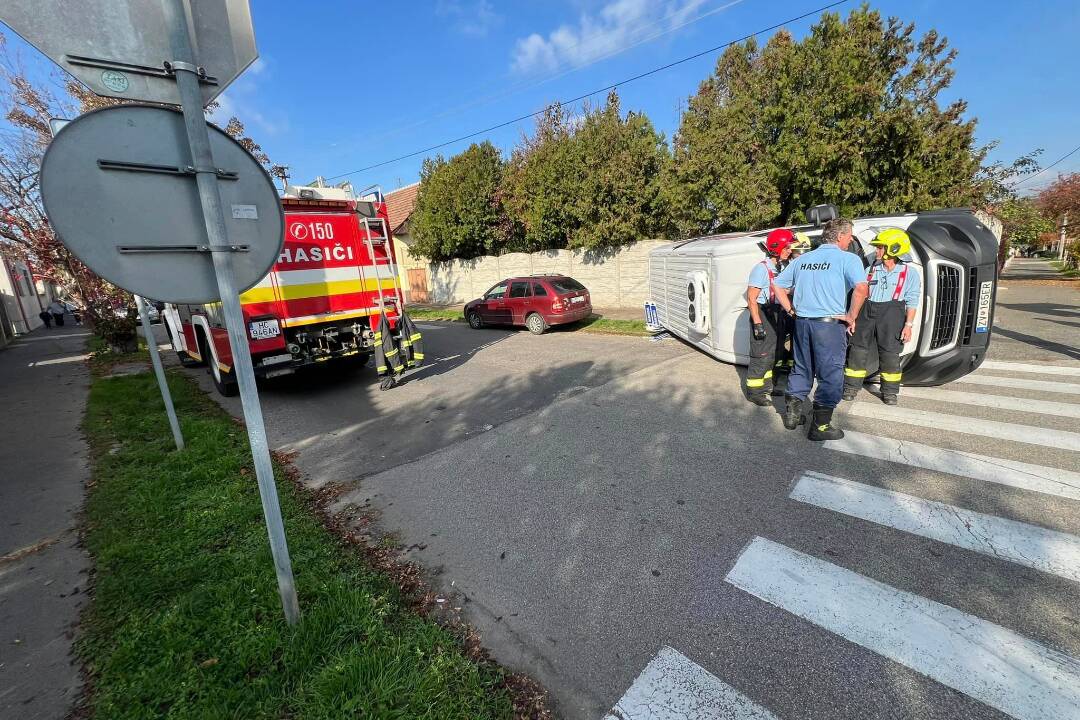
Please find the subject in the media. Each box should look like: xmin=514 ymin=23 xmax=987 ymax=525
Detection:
xmin=467 ymin=311 xmax=483 ymax=329
xmin=210 ymin=361 xmax=239 ymax=397
xmin=198 ymin=329 xmax=238 ymax=397
xmin=526 ymin=313 xmax=547 ymax=335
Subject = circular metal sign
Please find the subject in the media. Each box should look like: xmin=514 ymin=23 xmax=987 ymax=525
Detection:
xmin=40 ymin=104 xmax=283 ymax=304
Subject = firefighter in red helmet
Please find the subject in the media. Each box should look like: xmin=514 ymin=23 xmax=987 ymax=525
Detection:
xmin=745 ymin=228 xmax=795 ymax=405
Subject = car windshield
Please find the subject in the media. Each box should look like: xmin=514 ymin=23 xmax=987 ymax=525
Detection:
xmin=549 ymin=277 xmax=585 ymax=293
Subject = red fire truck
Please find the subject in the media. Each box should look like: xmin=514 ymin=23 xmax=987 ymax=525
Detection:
xmin=163 ymin=187 xmax=403 ymax=395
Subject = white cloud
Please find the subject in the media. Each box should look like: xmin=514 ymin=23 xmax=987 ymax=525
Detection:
xmin=511 ymin=0 xmax=710 ymax=75
xmin=437 ymin=0 xmax=501 ymax=38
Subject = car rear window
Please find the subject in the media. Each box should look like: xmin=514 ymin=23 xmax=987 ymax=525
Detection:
xmin=549 ymin=277 xmax=585 ymax=293
xmin=509 ymin=281 xmax=530 ymax=298
xmin=531 ymin=282 xmax=548 ymax=296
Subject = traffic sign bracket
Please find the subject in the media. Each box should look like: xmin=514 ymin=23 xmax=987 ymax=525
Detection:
xmin=97 ymin=158 xmax=239 ymax=181
xmin=117 ymin=244 xmax=251 ymax=254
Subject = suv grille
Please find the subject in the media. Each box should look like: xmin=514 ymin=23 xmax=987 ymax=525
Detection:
xmin=961 ymin=267 xmax=979 ymax=345
xmin=930 ymin=265 xmax=961 ymax=350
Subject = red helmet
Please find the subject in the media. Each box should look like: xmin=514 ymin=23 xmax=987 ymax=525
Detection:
xmin=764 ymin=228 xmax=795 ymax=256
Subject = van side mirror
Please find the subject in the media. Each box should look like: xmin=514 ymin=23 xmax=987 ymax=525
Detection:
xmin=806 ymin=204 xmax=839 ymax=226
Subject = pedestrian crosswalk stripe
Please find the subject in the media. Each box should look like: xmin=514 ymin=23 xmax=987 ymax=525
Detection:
xmin=823 ymin=431 xmax=1080 ymax=501
xmin=725 ymin=537 xmax=1080 ymax=720
xmin=954 ymin=374 xmax=1080 ymax=395
xmin=790 ymin=471 xmax=1080 ymax=583
xmin=901 ymin=386 xmax=1080 ymax=419
xmin=978 ymin=360 xmax=1080 ymax=377
xmin=848 ymin=402 xmax=1080 ymax=452
xmin=602 ymin=646 xmax=780 ymax=720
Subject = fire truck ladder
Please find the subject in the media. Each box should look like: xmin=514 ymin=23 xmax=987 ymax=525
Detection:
xmin=360 ymin=217 xmax=405 ymax=318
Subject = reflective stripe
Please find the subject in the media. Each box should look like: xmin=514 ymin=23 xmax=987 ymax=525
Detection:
xmin=880 ymin=371 xmax=902 ymax=382
xmin=385 ymin=348 xmax=398 ymax=357
xmin=410 ymin=333 xmax=422 ymax=341
xmin=746 ymin=378 xmax=767 ymax=388
xmin=413 ymin=352 xmax=424 ymax=360
xmin=845 ymin=368 xmax=868 ymax=378
xmin=377 ymin=365 xmax=387 ymax=372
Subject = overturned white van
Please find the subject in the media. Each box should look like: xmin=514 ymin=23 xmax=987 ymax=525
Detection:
xmin=646 ymin=208 xmax=999 ymax=386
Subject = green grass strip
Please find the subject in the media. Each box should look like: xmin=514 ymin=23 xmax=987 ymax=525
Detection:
xmin=78 ymin=371 xmax=513 ymax=719
xmin=407 ymin=309 xmax=649 ymax=336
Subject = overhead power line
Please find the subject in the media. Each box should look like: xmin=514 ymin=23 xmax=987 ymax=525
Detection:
xmin=1010 ymin=142 xmax=1080 ymax=189
xmin=325 ymin=0 xmax=850 ymax=181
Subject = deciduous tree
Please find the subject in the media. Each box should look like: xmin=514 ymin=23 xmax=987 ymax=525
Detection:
xmin=410 ymin=141 xmax=511 ymax=261
xmin=669 ymin=5 xmax=1007 ymax=234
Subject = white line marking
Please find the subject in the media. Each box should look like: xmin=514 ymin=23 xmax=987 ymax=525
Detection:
xmin=823 ymin=431 xmax=1080 ymax=501
xmin=603 ymin=646 xmax=779 ymax=720
xmin=901 ymin=386 xmax=1080 ymax=419
xmin=27 ymin=354 xmax=90 ymax=367
xmin=790 ymin=471 xmax=1080 ymax=583
xmin=848 ymin=403 xmax=1080 ymax=452
xmin=954 ymin=374 xmax=1080 ymax=396
xmin=978 ymin=360 xmax=1080 ymax=377
xmin=725 ymin=537 xmax=1080 ymax=720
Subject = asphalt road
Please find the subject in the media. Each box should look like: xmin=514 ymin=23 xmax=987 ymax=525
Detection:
xmin=184 ymin=272 xmax=1080 ymax=720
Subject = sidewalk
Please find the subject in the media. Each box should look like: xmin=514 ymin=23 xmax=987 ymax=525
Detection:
xmin=1001 ymin=256 xmax=1076 ymax=281
xmin=0 ymin=324 xmax=91 ymax=719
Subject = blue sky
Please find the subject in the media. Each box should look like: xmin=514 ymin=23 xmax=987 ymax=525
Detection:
xmin=3 ymin=1 xmax=1078 ymax=196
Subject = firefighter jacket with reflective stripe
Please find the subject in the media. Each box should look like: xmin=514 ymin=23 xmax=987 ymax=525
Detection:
xmin=399 ymin=312 xmax=425 ymax=368
xmin=374 ymin=310 xmax=403 ymax=376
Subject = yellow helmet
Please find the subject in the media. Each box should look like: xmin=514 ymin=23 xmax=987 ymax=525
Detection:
xmin=790 ymin=231 xmax=812 ymax=254
xmin=871 ymin=228 xmax=911 ymax=259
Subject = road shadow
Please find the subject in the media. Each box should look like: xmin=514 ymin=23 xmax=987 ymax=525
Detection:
xmin=990 ymin=326 xmax=1080 ymax=362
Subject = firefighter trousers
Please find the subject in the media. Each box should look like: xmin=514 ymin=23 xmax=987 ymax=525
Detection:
xmin=746 ymin=304 xmax=790 ymax=396
xmin=845 ymin=300 xmax=906 ymax=396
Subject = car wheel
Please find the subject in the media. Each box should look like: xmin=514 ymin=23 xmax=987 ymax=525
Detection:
xmin=526 ymin=313 xmax=547 ymax=335
xmin=468 ymin=311 xmax=483 ymax=329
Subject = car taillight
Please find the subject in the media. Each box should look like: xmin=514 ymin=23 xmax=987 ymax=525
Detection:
xmin=552 ymin=298 xmax=565 ymax=312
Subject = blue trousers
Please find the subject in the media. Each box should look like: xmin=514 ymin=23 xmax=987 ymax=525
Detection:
xmin=787 ymin=318 xmax=848 ymax=409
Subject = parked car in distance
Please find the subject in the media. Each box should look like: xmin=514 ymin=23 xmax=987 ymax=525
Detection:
xmin=465 ymin=275 xmax=592 ymax=334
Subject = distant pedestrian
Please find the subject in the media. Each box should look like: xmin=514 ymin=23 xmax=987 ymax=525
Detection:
xmin=38 ymin=309 xmax=53 ymax=328
xmin=46 ymin=299 xmax=66 ymax=327
xmin=772 ymin=218 xmax=869 ymax=440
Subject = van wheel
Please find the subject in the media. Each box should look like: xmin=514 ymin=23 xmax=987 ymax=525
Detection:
xmin=526 ymin=313 xmax=547 ymax=335
xmin=468 ymin=311 xmax=483 ymax=329
xmin=199 ymin=329 xmax=239 ymax=397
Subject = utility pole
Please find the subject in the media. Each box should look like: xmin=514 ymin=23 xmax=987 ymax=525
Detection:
xmin=1060 ymin=211 xmax=1069 ymax=261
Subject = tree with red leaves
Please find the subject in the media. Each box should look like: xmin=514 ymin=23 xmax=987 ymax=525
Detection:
xmin=0 ymin=35 xmax=284 ymax=328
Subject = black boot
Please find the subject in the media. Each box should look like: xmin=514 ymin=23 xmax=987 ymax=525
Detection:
xmin=807 ymin=404 xmax=844 ymax=441
xmin=748 ymin=392 xmax=771 ymax=406
xmin=882 ymin=393 xmax=898 ymax=405
xmin=842 ymin=386 xmax=858 ymax=401
xmin=782 ymin=396 xmax=804 ymax=430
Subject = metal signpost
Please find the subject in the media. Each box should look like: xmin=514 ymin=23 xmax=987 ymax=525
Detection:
xmin=136 ymin=295 xmax=184 ymax=450
xmin=8 ymin=0 xmax=301 ymax=624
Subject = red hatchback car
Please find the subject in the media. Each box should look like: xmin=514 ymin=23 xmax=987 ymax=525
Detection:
xmin=465 ymin=275 xmax=592 ymax=334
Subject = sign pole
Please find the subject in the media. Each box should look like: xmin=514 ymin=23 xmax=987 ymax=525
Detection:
xmin=164 ymin=0 xmax=300 ymax=625
xmin=135 ymin=294 xmax=184 ymax=451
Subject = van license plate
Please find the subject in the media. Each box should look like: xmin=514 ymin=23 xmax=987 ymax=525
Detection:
xmin=975 ymin=280 xmax=993 ymax=333
xmin=250 ymin=319 xmax=281 ymax=340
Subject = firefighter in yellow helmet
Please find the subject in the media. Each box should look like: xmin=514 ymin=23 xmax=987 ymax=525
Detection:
xmin=789 ymin=232 xmax=812 ymax=259
xmin=843 ymin=228 xmax=922 ymax=405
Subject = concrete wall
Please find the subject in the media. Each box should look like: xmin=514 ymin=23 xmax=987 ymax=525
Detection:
xmin=426 ymin=239 xmax=670 ymax=307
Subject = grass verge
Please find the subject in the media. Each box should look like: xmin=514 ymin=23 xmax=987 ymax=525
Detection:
xmin=408 ymin=308 xmax=466 ymax=322
xmin=78 ymin=370 xmax=529 ymax=719
xmin=1050 ymin=260 xmax=1080 ymax=278
xmin=570 ymin=316 xmax=648 ymax=336
xmin=409 ymin=308 xmax=649 ymax=336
